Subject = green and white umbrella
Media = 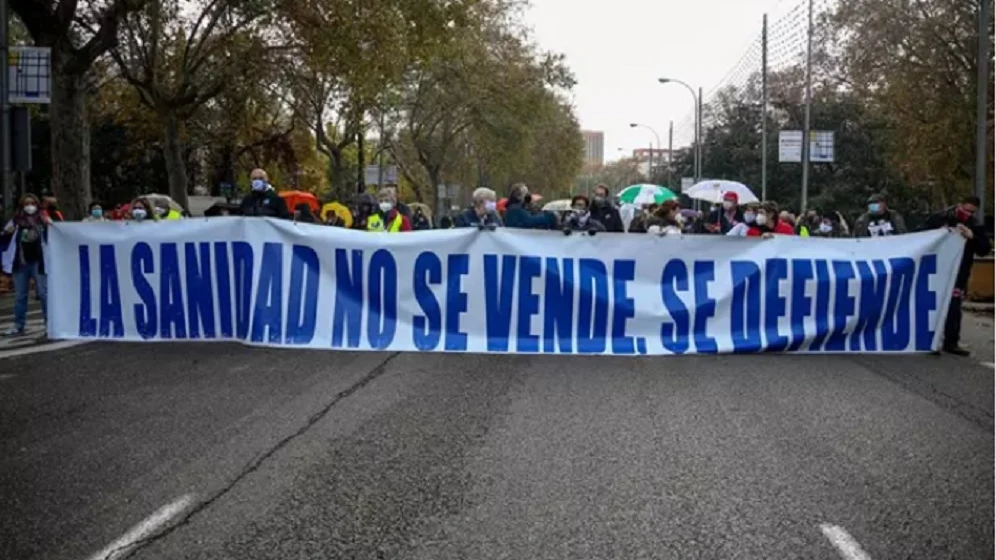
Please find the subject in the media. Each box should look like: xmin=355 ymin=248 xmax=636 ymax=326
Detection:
xmin=617 ymin=184 xmax=677 ymax=205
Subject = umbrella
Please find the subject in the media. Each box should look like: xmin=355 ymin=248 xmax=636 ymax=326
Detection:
xmin=685 ymin=180 xmax=759 ymax=205
xmin=542 ymin=199 xmax=572 ymax=212
xmin=144 ymin=193 xmax=184 ymax=212
xmin=279 ymin=190 xmax=320 ymax=213
xmin=618 ymin=184 xmax=677 ymax=205
xmin=320 ymin=202 xmax=353 ymax=228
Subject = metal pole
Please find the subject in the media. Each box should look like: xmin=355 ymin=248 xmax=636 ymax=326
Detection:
xmin=975 ymin=0 xmax=990 ymax=219
xmin=668 ymin=120 xmax=674 ymax=189
xmin=648 ymin=141 xmax=654 ymax=182
xmin=377 ymin=117 xmax=385 ymax=189
xmin=761 ymin=13 xmax=769 ymax=201
xmin=801 ymin=0 xmax=814 ymax=213
xmin=0 ymin=0 xmax=10 ymax=217
xmin=697 ymin=87 xmax=703 ymax=183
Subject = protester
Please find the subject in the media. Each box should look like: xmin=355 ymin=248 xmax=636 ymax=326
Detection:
xmin=645 ymin=200 xmax=684 ymax=236
xmin=727 ymin=202 xmax=761 ymax=237
xmin=84 ymin=201 xmax=106 ymax=222
xmin=153 ymin=198 xmax=183 ymax=220
xmin=704 ymin=191 xmax=743 ymax=234
xmin=368 ymin=187 xmax=412 ymax=232
xmin=563 ymin=195 xmax=606 ymax=234
xmin=383 ymin=186 xmax=412 ymax=220
xmin=811 ymin=214 xmax=844 ymax=238
xmin=410 ymin=203 xmax=434 ymax=230
xmin=504 ymin=183 xmax=557 ymax=229
xmin=1 ymin=194 xmax=50 ymax=336
xmin=351 ymin=193 xmax=378 ymax=230
xmin=454 ymin=187 xmax=503 ymax=228
xmin=627 ymin=204 xmax=659 ymax=234
xmin=438 ymin=215 xmax=454 ymax=229
xmin=750 ymin=201 xmax=795 ymax=237
xmin=921 ymin=195 xmax=990 ymax=356
xmin=293 ymin=203 xmax=317 ymax=223
xmin=853 ymin=193 xmax=907 ymax=237
xmin=240 ymin=168 xmax=290 ymax=219
xmin=589 ymin=184 xmax=623 ymax=232
xmin=42 ymin=196 xmax=63 ymax=222
xmin=128 ymin=197 xmax=158 ymax=222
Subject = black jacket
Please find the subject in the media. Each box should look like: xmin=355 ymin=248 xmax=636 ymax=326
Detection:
xmin=239 ymin=190 xmax=290 ymax=219
xmin=922 ymin=207 xmax=991 ymax=290
xmin=589 ymin=201 xmax=623 ymax=232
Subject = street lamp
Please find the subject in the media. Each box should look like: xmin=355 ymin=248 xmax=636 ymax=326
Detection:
xmin=629 ymin=123 xmax=661 ymax=183
xmin=658 ymin=77 xmax=701 ymax=185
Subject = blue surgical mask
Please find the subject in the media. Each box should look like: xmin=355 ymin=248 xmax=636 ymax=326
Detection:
xmin=251 ymin=179 xmax=267 ymax=192
xmin=91 ymin=208 xmax=103 ymax=218
xmin=868 ymin=203 xmax=881 ymax=214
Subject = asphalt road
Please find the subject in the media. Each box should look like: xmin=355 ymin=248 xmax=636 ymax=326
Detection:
xmin=1 ymin=312 xmax=992 ymax=560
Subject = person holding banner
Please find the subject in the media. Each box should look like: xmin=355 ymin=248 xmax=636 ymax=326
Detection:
xmin=749 ymin=201 xmax=795 ymax=238
xmin=128 ymin=197 xmax=159 ymax=222
xmin=563 ymin=195 xmax=606 ymax=234
xmin=590 ymin=184 xmax=624 ymax=232
xmin=853 ymin=193 xmax=907 ymax=238
xmin=1 ymin=193 xmax=50 ymax=336
xmin=504 ymin=183 xmax=557 ymax=230
xmin=367 ymin=187 xmax=412 ymax=232
xmin=453 ymin=187 xmax=503 ymax=229
xmin=726 ymin=202 xmax=761 ymax=237
xmin=922 ymin=195 xmax=990 ymax=356
xmin=239 ymin=169 xmax=290 ymax=219
xmin=645 ymin=200 xmax=684 ymax=236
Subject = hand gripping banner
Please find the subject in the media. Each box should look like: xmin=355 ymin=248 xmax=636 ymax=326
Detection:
xmin=44 ymin=218 xmax=965 ymax=355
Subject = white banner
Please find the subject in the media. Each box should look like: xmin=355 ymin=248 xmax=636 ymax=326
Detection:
xmin=44 ymin=218 xmax=965 ymax=355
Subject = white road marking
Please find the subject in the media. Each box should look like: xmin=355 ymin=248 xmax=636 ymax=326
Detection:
xmin=820 ymin=523 xmax=872 ymax=560
xmin=981 ymin=362 xmax=995 ymax=369
xmin=0 ymin=373 xmax=15 ymax=380
xmin=0 ymin=339 xmax=88 ymax=360
xmin=85 ymin=494 xmax=195 ymax=560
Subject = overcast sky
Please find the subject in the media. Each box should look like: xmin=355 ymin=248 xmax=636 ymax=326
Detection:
xmin=526 ymin=0 xmax=789 ymax=162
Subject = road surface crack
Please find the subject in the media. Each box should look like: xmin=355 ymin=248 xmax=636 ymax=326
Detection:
xmin=107 ymin=352 xmax=401 ymax=560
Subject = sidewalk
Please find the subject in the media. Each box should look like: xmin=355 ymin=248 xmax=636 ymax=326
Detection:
xmin=0 ymin=292 xmax=49 ymax=353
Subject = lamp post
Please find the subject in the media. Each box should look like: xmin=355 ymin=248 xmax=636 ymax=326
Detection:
xmin=658 ymin=78 xmax=700 ymax=184
xmin=629 ymin=123 xmax=661 ymax=183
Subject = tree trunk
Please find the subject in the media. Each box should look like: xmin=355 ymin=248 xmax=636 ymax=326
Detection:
xmin=49 ymin=63 xmax=91 ymax=220
xmin=162 ymin=112 xmax=190 ymax=211
xmin=330 ymin=150 xmax=347 ymax=200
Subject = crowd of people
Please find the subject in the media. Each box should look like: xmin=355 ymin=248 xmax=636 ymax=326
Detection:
xmin=1 ymin=167 xmax=990 ymax=357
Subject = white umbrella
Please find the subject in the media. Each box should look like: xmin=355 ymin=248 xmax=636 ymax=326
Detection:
xmin=542 ymin=199 xmax=572 ymax=212
xmin=685 ymin=180 xmax=759 ymax=205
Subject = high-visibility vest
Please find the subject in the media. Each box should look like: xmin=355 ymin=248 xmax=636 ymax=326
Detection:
xmin=165 ymin=209 xmax=183 ymax=220
xmin=798 ymin=225 xmax=810 ymax=237
xmin=366 ymin=213 xmax=403 ymax=232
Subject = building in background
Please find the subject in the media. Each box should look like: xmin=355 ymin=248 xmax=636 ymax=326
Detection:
xmin=632 ymin=148 xmax=671 ymax=177
xmin=582 ymin=130 xmax=604 ymax=169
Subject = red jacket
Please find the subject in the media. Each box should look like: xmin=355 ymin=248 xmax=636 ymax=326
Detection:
xmin=746 ymin=220 xmax=795 ymax=237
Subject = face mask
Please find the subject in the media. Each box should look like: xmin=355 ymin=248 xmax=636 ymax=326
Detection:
xmin=956 ymin=207 xmax=974 ymax=222
xmin=744 ymin=211 xmax=755 ymax=224
xmin=379 ymin=202 xmax=394 ymax=213
xmin=819 ymin=223 xmax=833 ymax=233
xmin=755 ymin=214 xmax=768 ymax=226
xmin=573 ymin=207 xmax=587 ymax=214
xmin=593 ymin=196 xmax=606 ymax=204
xmin=133 ymin=208 xmax=148 ymax=220
xmin=675 ymin=213 xmax=686 ymax=225
xmin=23 ymin=204 xmax=37 ymax=215
xmin=484 ymin=201 xmax=497 ymax=212
xmin=251 ymin=179 xmax=267 ymax=192
xmin=868 ymin=203 xmax=881 ymax=214
xmin=91 ymin=208 xmax=103 ymax=218
xmin=723 ymin=201 xmax=734 ymax=210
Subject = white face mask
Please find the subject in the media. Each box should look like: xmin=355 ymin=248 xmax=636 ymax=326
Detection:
xmin=819 ymin=223 xmax=833 ymax=233
xmin=723 ymin=201 xmax=734 ymax=210
xmin=251 ymin=179 xmax=267 ymax=192
xmin=132 ymin=208 xmax=148 ymax=220
xmin=23 ymin=204 xmax=37 ymax=215
xmin=484 ymin=201 xmax=497 ymax=212
xmin=755 ymin=213 xmax=768 ymax=226
xmin=744 ymin=211 xmax=755 ymax=224
xmin=378 ymin=202 xmax=394 ymax=213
